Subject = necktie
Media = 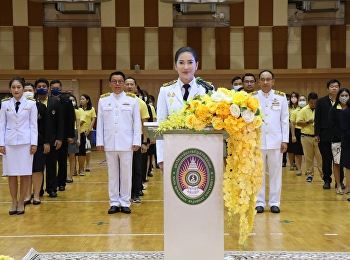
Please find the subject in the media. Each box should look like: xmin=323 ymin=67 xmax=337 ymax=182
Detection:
xmin=183 ymin=84 xmax=190 ymax=101
xmin=15 ymin=101 xmax=20 ymax=113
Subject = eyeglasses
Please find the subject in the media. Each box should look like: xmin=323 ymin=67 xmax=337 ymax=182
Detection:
xmin=244 ymin=80 xmax=255 ymax=84
xmin=110 ymin=80 xmax=124 ymax=84
xmin=260 ymin=78 xmax=273 ymax=83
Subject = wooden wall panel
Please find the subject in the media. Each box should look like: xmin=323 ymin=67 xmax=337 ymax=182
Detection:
xmin=72 ymin=27 xmax=88 ymax=70
xmin=43 ymin=27 xmax=58 ymax=70
xmin=130 ymin=27 xmax=145 ymax=70
xmin=158 ymin=27 xmax=173 ymax=70
xmin=187 ymin=27 xmax=202 ymax=70
xmin=244 ymin=27 xmax=259 ymax=69
xmin=301 ymin=26 xmax=317 ymax=69
xmin=259 ymin=0 xmax=273 ymax=26
xmin=215 ymin=27 xmax=230 ymax=69
xmin=101 ymin=27 xmax=116 ymax=70
xmin=273 ymin=26 xmax=288 ymax=69
xmin=13 ymin=26 xmax=29 ymax=70
xmin=230 ymin=2 xmax=244 ymax=27
xmin=144 ymin=0 xmax=158 ymax=27
xmin=115 ymin=0 xmax=130 ymax=27
xmin=28 ymin=1 xmax=43 ymax=26
xmin=330 ymin=25 xmax=346 ymax=68
xmin=0 ymin=0 xmax=13 ymax=26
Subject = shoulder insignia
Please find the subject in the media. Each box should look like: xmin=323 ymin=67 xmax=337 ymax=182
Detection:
xmin=163 ymin=80 xmax=177 ymax=87
xmin=26 ymin=97 xmax=36 ymax=101
xmin=126 ymin=92 xmax=136 ymax=98
xmin=274 ymin=90 xmax=285 ymax=96
xmin=100 ymin=92 xmax=110 ymax=98
xmin=1 ymin=97 xmax=10 ymax=102
xmin=251 ymin=91 xmax=258 ymax=95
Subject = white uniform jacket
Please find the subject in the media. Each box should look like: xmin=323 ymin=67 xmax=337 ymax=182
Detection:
xmin=253 ymin=89 xmax=289 ymax=150
xmin=156 ymin=78 xmax=207 ymax=163
xmin=96 ymin=91 xmax=141 ymax=152
xmin=0 ymin=96 xmax=38 ymax=146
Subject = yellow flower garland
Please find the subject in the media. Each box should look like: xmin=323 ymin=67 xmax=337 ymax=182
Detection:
xmin=157 ymin=88 xmax=264 ymax=248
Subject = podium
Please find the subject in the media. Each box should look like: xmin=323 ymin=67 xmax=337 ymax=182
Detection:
xmin=145 ymin=123 xmax=226 ymax=260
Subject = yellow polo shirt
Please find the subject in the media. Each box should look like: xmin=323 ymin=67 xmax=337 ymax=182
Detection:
xmin=296 ymin=104 xmax=315 ymax=135
xmin=137 ymin=98 xmax=150 ymax=133
xmin=290 ymin=107 xmax=302 ymax=130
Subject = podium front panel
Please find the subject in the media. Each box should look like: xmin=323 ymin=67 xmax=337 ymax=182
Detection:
xmin=163 ymin=133 xmax=224 ymax=260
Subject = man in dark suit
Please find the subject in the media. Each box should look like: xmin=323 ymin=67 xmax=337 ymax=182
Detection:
xmin=314 ymin=79 xmax=341 ymax=189
xmin=35 ymin=78 xmax=64 ymax=198
xmin=50 ymin=80 xmax=75 ymax=192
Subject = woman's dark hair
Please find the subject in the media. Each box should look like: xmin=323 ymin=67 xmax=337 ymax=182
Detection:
xmin=175 ymin=46 xmax=198 ymax=63
xmin=334 ymin=88 xmax=350 ymax=107
xmin=289 ymin=92 xmax=300 ymax=108
xmin=80 ymin=94 xmax=92 ymax=110
xmin=69 ymin=94 xmax=79 ymax=109
xmin=9 ymin=76 xmax=25 ymax=88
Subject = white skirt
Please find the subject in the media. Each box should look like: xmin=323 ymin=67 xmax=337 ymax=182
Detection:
xmin=2 ymin=144 xmax=33 ymax=176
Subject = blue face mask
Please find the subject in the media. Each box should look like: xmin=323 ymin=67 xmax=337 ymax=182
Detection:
xmin=36 ymin=88 xmax=48 ymax=96
xmin=51 ymin=88 xmax=61 ymax=96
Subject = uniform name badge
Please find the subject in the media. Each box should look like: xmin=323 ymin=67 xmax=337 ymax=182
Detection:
xmin=271 ymin=98 xmax=280 ymax=109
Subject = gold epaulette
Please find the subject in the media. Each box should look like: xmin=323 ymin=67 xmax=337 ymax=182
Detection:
xmin=26 ymin=97 xmax=36 ymax=101
xmin=100 ymin=92 xmax=110 ymax=98
xmin=274 ymin=90 xmax=285 ymax=96
xmin=126 ymin=92 xmax=136 ymax=98
xmin=251 ymin=91 xmax=258 ymax=95
xmin=163 ymin=80 xmax=177 ymax=87
xmin=1 ymin=97 xmax=10 ymax=102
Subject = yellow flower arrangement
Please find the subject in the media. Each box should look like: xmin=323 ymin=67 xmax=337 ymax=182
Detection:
xmin=0 ymin=255 xmax=13 ymax=260
xmin=157 ymin=88 xmax=264 ymax=248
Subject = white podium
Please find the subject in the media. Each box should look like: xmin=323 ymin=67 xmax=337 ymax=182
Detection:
xmin=146 ymin=123 xmax=225 ymax=260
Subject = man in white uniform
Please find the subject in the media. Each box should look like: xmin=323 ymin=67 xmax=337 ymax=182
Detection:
xmin=252 ymin=70 xmax=289 ymax=214
xmin=96 ymin=71 xmax=141 ymax=214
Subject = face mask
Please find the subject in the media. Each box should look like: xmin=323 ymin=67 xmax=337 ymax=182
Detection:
xmin=287 ymin=100 xmax=290 ymax=105
xmin=149 ymin=102 xmax=153 ymax=106
xmin=51 ymin=88 xmax=61 ymax=96
xmin=339 ymin=96 xmax=349 ymax=104
xmin=36 ymin=88 xmax=48 ymax=96
xmin=234 ymin=85 xmax=241 ymax=91
xmin=298 ymin=101 xmax=307 ymax=107
xmin=72 ymin=101 xmax=76 ymax=107
xmin=291 ymin=97 xmax=297 ymax=104
xmin=143 ymin=97 xmax=147 ymax=102
xmin=23 ymin=92 xmax=34 ymax=99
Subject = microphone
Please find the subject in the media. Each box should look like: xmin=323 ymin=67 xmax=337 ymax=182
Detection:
xmin=195 ymin=77 xmax=214 ymax=93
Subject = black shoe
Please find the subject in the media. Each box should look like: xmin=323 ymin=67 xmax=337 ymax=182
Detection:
xmin=24 ymin=199 xmax=32 ymax=206
xmin=323 ymin=182 xmax=331 ymax=189
xmin=255 ymin=206 xmax=264 ymax=213
xmin=143 ymin=179 xmax=149 ymax=182
xmin=9 ymin=210 xmax=17 ymax=215
xmin=33 ymin=200 xmax=41 ymax=205
xmin=270 ymin=206 xmax=280 ymax=213
xmin=48 ymin=191 xmax=57 ymax=198
xmin=108 ymin=206 xmax=120 ymax=214
xmin=138 ymin=191 xmax=144 ymax=196
xmin=17 ymin=210 xmax=25 ymax=215
xmin=58 ymin=186 xmax=65 ymax=191
xmin=121 ymin=207 xmax=131 ymax=214
xmin=66 ymin=179 xmax=73 ymax=183
xmin=341 ymin=183 xmax=346 ymax=190
xmin=147 ymin=172 xmax=153 ymax=177
xmin=282 ymin=162 xmax=286 ymax=167
xmin=132 ymin=195 xmax=141 ymax=203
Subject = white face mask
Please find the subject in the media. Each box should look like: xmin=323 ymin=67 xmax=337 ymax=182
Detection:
xmin=339 ymin=96 xmax=349 ymax=104
xmin=72 ymin=101 xmax=76 ymax=107
xmin=23 ymin=92 xmax=34 ymax=99
xmin=298 ymin=101 xmax=307 ymax=107
xmin=234 ymin=85 xmax=242 ymax=91
xmin=149 ymin=102 xmax=153 ymax=106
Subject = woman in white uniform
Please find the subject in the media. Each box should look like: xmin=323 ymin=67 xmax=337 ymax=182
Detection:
xmin=0 ymin=77 xmax=38 ymax=215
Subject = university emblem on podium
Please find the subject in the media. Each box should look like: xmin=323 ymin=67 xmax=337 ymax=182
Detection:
xmin=171 ymin=148 xmax=215 ymax=205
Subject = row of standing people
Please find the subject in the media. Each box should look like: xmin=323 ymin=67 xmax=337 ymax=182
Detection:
xmin=1 ymin=77 xmax=96 ymax=215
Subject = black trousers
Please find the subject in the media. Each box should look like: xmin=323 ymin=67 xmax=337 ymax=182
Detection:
xmin=141 ymin=151 xmax=148 ymax=182
xmin=318 ymin=141 xmax=333 ymax=183
xmin=132 ymin=148 xmax=142 ymax=195
xmin=57 ymin=140 xmax=68 ymax=187
xmin=45 ymin=147 xmax=59 ymax=193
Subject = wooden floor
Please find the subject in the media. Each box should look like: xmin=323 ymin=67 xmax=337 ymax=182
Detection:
xmin=1 ymin=152 xmax=350 ymax=259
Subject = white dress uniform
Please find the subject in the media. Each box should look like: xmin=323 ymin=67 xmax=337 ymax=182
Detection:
xmin=96 ymin=91 xmax=141 ymax=207
xmin=156 ymin=78 xmax=208 ymax=163
xmin=0 ymin=96 xmax=38 ymax=176
xmin=252 ymin=89 xmax=289 ymax=208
